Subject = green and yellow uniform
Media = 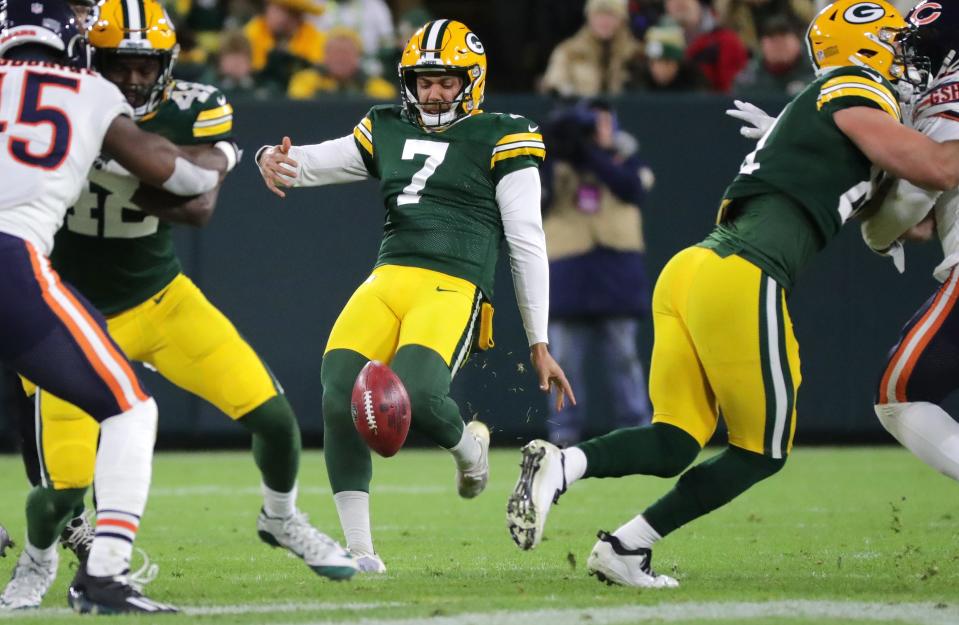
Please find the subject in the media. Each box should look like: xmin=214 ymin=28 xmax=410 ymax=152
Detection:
xmin=326 ymin=105 xmax=544 ymax=371
xmin=31 ymin=81 xmax=286 ymax=490
xmin=319 ymin=105 xmax=545 ymax=492
xmin=648 ymin=66 xmax=900 ymax=459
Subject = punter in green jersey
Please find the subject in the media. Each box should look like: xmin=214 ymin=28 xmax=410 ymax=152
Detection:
xmin=14 ymin=0 xmax=357 ymax=602
xmin=257 ymin=19 xmax=574 ymax=572
xmin=504 ymin=0 xmax=959 ymax=588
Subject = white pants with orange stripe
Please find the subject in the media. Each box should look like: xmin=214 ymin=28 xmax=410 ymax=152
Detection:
xmin=875 ymin=267 xmax=959 ymax=482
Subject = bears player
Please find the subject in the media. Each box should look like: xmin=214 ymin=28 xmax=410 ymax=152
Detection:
xmin=1 ymin=0 xmax=357 ymax=610
xmin=257 ymin=19 xmax=574 ymax=572
xmin=505 ymin=0 xmax=959 ymax=588
xmin=859 ymin=0 xmax=959 ymax=483
xmin=0 ymin=0 xmax=221 ymax=612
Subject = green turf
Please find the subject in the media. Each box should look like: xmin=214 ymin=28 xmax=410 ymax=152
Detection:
xmin=0 ymin=447 xmax=957 ymax=624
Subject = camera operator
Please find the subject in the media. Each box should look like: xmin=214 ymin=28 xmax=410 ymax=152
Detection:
xmin=541 ymin=99 xmax=655 ymax=446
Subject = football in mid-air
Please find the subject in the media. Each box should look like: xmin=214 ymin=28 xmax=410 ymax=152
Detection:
xmin=351 ymin=361 xmax=411 ymax=457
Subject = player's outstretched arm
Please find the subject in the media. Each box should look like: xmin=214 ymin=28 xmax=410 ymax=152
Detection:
xmin=255 ymin=135 xmax=371 ymax=198
xmin=102 ymin=114 xmax=222 ymax=196
xmin=835 ymin=107 xmax=959 ymax=191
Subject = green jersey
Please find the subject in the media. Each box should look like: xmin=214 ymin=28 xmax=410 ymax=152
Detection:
xmin=52 ymin=81 xmax=234 ymax=315
xmin=351 ymin=105 xmax=546 ymax=299
xmin=702 ymin=66 xmax=901 ymax=289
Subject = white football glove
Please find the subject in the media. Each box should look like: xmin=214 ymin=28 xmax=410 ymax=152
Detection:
xmin=725 ymin=100 xmax=775 ymax=140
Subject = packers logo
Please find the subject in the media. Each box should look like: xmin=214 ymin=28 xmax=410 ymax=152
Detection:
xmin=910 ymin=1 xmax=943 ymax=26
xmin=843 ymin=2 xmax=886 ymax=23
xmin=465 ymin=32 xmax=484 ymax=55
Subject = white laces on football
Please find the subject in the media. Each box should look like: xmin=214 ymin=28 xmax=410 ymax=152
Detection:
xmin=61 ymin=512 xmax=95 ymax=554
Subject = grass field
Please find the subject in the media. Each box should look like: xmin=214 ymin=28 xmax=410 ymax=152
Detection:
xmin=1 ymin=447 xmax=957 ymax=625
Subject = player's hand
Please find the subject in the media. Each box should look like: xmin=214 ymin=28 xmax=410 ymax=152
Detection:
xmin=726 ymin=100 xmax=775 ymax=140
xmin=904 ymin=211 xmax=937 ymax=241
xmin=258 ymin=136 xmax=298 ymax=198
xmin=530 ymin=343 xmax=576 ymax=412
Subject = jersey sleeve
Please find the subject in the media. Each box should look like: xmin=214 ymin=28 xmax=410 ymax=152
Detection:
xmin=190 ymin=87 xmax=234 ymax=142
xmin=90 ymin=77 xmax=134 ymax=142
xmin=351 ymin=107 xmax=379 ymax=178
xmin=816 ymin=68 xmax=901 ymax=120
xmin=490 ymin=115 xmax=546 ymax=185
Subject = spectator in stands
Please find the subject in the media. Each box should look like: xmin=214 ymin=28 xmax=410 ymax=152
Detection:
xmin=733 ymin=15 xmax=815 ymax=96
xmin=714 ymin=0 xmax=814 ymax=50
xmin=665 ymin=0 xmax=749 ymax=92
xmin=636 ymin=20 xmax=709 ymax=91
xmin=310 ymin=0 xmax=395 ymax=78
xmin=214 ymin=31 xmax=267 ymax=99
xmin=541 ymin=0 xmax=642 ymax=97
xmin=287 ymin=26 xmax=396 ymax=99
xmin=541 ymin=99 xmax=656 ymax=446
xmin=244 ymin=0 xmax=325 ymax=93
xmin=628 ymin=0 xmax=667 ymax=37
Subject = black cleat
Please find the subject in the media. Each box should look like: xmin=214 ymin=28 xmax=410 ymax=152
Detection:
xmin=67 ymin=566 xmax=177 ymax=614
xmin=60 ymin=514 xmax=93 ymax=563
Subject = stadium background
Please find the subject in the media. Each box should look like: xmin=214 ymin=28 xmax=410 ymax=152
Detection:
xmin=1 ymin=92 xmax=951 ymax=450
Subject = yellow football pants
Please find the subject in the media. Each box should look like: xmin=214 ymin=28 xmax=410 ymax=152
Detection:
xmin=325 ymin=264 xmax=482 ymax=374
xmin=649 ymin=247 xmax=801 ymax=458
xmin=28 ymin=273 xmax=280 ymax=489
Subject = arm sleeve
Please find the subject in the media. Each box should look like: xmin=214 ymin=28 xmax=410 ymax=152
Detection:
xmin=279 ymin=135 xmax=372 ymax=187
xmin=497 ymin=167 xmax=550 ymax=346
xmin=861 ymin=180 xmax=940 ymax=251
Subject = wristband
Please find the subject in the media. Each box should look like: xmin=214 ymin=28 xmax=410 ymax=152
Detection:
xmin=161 ymin=156 xmax=218 ymax=196
xmin=214 ymin=140 xmax=240 ymax=172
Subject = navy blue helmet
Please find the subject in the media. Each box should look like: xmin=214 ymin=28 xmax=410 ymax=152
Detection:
xmin=901 ymin=0 xmax=959 ymax=86
xmin=0 ymin=0 xmax=91 ymax=68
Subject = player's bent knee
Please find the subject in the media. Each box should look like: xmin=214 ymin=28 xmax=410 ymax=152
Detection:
xmin=875 ymin=401 xmax=909 ymax=433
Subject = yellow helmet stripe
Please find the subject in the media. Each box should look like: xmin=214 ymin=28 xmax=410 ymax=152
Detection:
xmin=420 ymin=19 xmax=449 ymax=60
xmin=121 ymin=0 xmax=146 ymax=38
xmin=817 ymin=76 xmax=900 ymax=118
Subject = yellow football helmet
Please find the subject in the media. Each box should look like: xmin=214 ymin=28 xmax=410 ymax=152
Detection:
xmin=806 ymin=0 xmax=911 ymax=81
xmin=89 ymin=0 xmax=179 ymax=118
xmin=398 ymin=19 xmax=486 ymax=129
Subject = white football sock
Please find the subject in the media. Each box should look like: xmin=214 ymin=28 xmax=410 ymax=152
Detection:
xmin=448 ymin=425 xmax=481 ymax=470
xmin=25 ymin=540 xmax=57 ymax=563
xmin=262 ymin=481 xmax=297 ymax=518
xmin=87 ymin=398 xmax=157 ymax=577
xmin=333 ymin=491 xmax=374 ymax=556
xmin=613 ymin=514 xmax=662 ymax=550
xmin=876 ymin=401 xmax=959 ymax=481
xmin=564 ymin=446 xmax=587 ymax=485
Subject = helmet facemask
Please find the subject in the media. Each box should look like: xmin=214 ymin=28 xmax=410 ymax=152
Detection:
xmin=400 ymin=66 xmax=475 ymax=129
xmin=94 ymin=46 xmax=178 ymax=119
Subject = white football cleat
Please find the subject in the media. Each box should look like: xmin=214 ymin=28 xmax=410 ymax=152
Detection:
xmin=586 ymin=531 xmax=679 ymax=589
xmin=350 ymin=551 xmax=387 ymax=574
xmin=457 ymin=420 xmax=490 ymax=498
xmin=0 ymin=549 xmax=58 ymax=609
xmin=506 ymin=439 xmax=567 ymax=550
xmin=257 ymin=509 xmax=358 ymax=580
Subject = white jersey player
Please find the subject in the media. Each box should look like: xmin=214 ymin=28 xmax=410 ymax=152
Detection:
xmin=0 ymin=0 xmax=222 ymax=614
xmin=859 ymin=0 xmax=959 ymax=483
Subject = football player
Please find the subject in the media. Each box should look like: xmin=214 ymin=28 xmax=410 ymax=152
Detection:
xmin=0 ymin=0 xmax=221 ymax=612
xmin=1 ymin=0 xmax=357 ymax=610
xmin=257 ymin=19 xmax=574 ymax=572
xmin=860 ymin=0 xmax=959 ymax=483
xmin=505 ymin=0 xmax=959 ymax=588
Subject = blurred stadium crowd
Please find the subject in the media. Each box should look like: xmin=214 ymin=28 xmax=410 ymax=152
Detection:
xmin=160 ymin=0 xmax=920 ymax=101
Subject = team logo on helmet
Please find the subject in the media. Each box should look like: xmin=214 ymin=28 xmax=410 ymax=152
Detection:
xmin=465 ymin=32 xmax=484 ymax=54
xmin=843 ymin=2 xmax=887 ymax=24
xmin=910 ymin=1 xmax=943 ymax=26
